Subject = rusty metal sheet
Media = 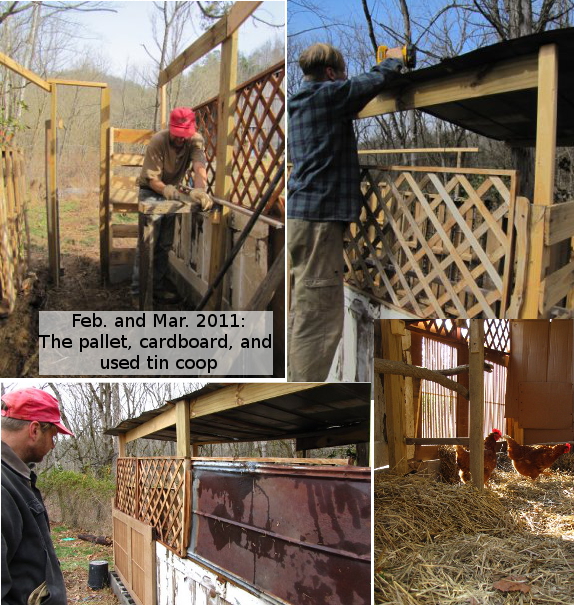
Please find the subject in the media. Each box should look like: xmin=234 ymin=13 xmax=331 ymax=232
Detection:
xmin=188 ymin=460 xmax=371 ymax=605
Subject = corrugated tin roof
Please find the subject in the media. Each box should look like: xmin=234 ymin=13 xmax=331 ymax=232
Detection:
xmin=382 ymin=27 xmax=574 ymax=146
xmin=105 ymin=383 xmax=371 ymax=445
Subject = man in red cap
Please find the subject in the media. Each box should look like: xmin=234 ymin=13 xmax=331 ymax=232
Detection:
xmin=1 ymin=388 xmax=74 ymax=605
xmin=132 ymin=106 xmax=214 ymax=304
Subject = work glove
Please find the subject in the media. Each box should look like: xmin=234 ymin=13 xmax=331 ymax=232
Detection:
xmin=163 ymin=184 xmax=181 ymax=201
xmin=188 ymin=189 xmax=213 ymax=212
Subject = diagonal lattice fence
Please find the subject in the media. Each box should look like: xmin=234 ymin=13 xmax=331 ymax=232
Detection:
xmin=115 ymin=457 xmax=190 ymax=555
xmin=193 ymin=60 xmax=285 ymax=219
xmin=345 ymin=165 xmax=518 ymax=318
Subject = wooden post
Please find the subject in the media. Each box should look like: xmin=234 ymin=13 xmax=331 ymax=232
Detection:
xmin=117 ymin=434 xmax=126 ymax=458
xmin=100 ymin=86 xmax=110 ymax=284
xmin=47 ymin=84 xmax=60 ymax=285
xmin=522 ymin=44 xmax=558 ymax=318
xmin=176 ymin=399 xmax=191 ymax=458
xmin=468 ymin=319 xmax=485 ymax=491
xmin=207 ymin=30 xmax=238 ymax=310
xmin=159 ymin=84 xmax=167 ymax=129
xmin=138 ymin=212 xmax=155 ymax=311
xmin=456 ymin=338 xmax=469 ymax=437
xmin=380 ymin=319 xmax=408 ymax=474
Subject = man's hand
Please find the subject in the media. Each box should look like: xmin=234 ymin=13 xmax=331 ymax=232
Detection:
xmin=188 ymin=189 xmax=213 ymax=211
xmin=163 ymin=184 xmax=181 ymax=200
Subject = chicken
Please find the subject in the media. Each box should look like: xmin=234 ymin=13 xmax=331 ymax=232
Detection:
xmin=505 ymin=436 xmax=571 ymax=481
xmin=455 ymin=429 xmax=502 ymax=485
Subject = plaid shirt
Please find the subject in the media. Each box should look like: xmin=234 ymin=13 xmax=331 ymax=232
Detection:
xmin=287 ymin=60 xmax=402 ymax=222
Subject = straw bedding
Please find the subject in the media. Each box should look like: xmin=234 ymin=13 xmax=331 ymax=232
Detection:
xmin=374 ymin=466 xmax=574 ymax=604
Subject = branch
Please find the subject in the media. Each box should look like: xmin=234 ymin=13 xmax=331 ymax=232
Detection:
xmin=361 ymin=0 xmax=379 ymax=56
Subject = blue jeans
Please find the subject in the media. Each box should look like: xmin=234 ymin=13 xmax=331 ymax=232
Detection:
xmin=131 ymin=188 xmax=176 ymax=296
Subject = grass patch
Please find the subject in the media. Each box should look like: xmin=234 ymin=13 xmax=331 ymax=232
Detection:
xmin=51 ymin=525 xmax=113 ymax=573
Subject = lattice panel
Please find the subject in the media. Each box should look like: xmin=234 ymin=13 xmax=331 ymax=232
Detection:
xmin=115 ymin=458 xmax=138 ymax=518
xmin=408 ymin=320 xmax=461 ymax=340
xmin=138 ymin=458 xmax=186 ymax=552
xmin=345 ymin=166 xmax=518 ymax=319
xmin=115 ymin=458 xmax=189 ymax=555
xmin=230 ymin=62 xmax=285 ymax=218
xmin=194 ymin=100 xmax=217 ymax=193
xmin=484 ymin=319 xmax=510 ymax=352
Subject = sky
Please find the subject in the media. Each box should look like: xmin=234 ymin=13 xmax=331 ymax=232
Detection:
xmin=70 ymin=1 xmax=286 ymax=78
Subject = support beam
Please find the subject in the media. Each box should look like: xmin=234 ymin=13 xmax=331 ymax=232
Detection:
xmin=522 ymin=44 xmax=558 ymax=318
xmin=48 ymin=85 xmax=60 ymax=285
xmin=176 ymin=399 xmax=191 ymax=457
xmin=379 ymin=320 xmax=408 ymax=474
xmin=469 ymin=319 xmax=485 ymax=491
xmin=159 ymin=84 xmax=167 ymax=129
xmin=158 ymin=2 xmax=261 ymax=86
xmin=125 ymin=407 xmax=177 ymax=443
xmin=100 ymin=87 xmax=111 ymax=284
xmin=359 ymin=53 xmax=538 ymax=119
xmin=207 ymin=30 xmax=238 ymax=309
xmin=0 ymin=51 xmax=51 ymax=91
xmin=117 ymin=434 xmax=126 ymax=458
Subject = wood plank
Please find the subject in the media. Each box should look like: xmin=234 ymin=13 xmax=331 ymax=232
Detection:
xmin=112 ymin=223 xmax=138 ymax=238
xmin=468 ymin=320 xmax=485 ymax=491
xmin=359 ymin=53 xmax=538 ymax=118
xmin=544 ymin=200 xmax=574 ymax=246
xmin=540 ymin=260 xmax=574 ymax=314
xmin=405 ymin=437 xmax=470 ymax=445
xmin=509 ymin=196 xmax=530 ymax=318
xmin=139 ymin=200 xmax=198 ymax=215
xmin=360 ymin=164 xmax=516 ymax=177
xmin=110 ymin=247 xmax=135 ymax=265
xmin=113 ymin=128 xmax=155 ymax=144
xmin=190 ymin=456 xmax=350 ymax=465
xmin=0 ymin=51 xmax=51 ymax=91
xmin=548 ymin=319 xmax=573 ymax=383
xmin=48 ymin=87 xmax=60 ymax=285
xmin=358 ymin=147 xmax=479 ymax=155
xmin=379 ymin=320 xmax=408 ymax=474
xmin=100 ymin=87 xmax=110 ymax=285
xmin=522 ymin=44 xmax=558 ymax=318
xmin=207 ymin=31 xmax=238 ymax=310
xmin=125 ymin=407 xmax=177 ymax=443
xmin=112 ymin=153 xmax=145 ymax=166
xmin=243 ymin=244 xmax=284 ymax=311
xmin=158 ymin=2 xmax=260 ymax=86
xmin=48 ymin=78 xmax=107 ymax=88
xmin=179 ymin=383 xmax=323 ymax=419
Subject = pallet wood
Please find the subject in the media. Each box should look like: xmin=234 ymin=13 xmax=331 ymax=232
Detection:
xmin=545 ymin=200 xmax=574 ymax=245
xmin=469 ymin=320 xmax=485 ymax=491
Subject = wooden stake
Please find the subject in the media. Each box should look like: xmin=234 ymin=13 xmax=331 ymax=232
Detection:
xmin=100 ymin=87 xmax=110 ymax=284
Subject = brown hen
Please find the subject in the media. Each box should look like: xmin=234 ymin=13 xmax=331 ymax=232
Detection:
xmin=505 ymin=436 xmax=571 ymax=481
xmin=455 ymin=429 xmax=502 ymax=485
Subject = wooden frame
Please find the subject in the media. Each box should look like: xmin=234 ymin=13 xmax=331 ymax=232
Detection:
xmin=354 ymin=43 xmax=573 ymax=318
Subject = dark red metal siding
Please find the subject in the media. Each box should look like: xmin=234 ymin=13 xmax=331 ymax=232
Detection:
xmin=189 ymin=461 xmax=371 ymax=605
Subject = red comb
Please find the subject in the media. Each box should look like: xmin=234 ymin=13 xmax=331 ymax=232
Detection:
xmin=492 ymin=428 xmax=502 ymax=438
xmin=565 ymin=443 xmax=572 ymax=453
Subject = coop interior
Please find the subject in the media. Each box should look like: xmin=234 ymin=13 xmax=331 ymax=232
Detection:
xmin=1 ymin=2 xmax=285 ymax=376
xmin=343 ymin=28 xmax=574 ymax=320
xmin=374 ymin=318 xmax=574 ymax=604
xmin=105 ymin=382 xmax=371 ymax=605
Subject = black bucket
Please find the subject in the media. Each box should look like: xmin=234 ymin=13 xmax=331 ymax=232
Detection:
xmin=87 ymin=560 xmax=109 ymax=590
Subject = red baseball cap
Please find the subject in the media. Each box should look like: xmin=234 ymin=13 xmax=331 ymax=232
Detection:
xmin=169 ymin=107 xmax=196 ymax=138
xmin=1 ymin=388 xmax=75 ymax=436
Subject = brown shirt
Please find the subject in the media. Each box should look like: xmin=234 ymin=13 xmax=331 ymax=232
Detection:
xmin=137 ymin=129 xmax=207 ymax=188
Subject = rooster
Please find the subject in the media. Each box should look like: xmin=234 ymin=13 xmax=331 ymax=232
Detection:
xmin=505 ymin=436 xmax=571 ymax=481
xmin=455 ymin=429 xmax=502 ymax=485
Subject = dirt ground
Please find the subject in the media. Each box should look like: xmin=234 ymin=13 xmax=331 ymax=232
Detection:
xmin=1 ymin=189 xmax=134 ymax=377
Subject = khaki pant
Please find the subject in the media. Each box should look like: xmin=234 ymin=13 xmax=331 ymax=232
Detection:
xmin=287 ymin=219 xmax=345 ymax=381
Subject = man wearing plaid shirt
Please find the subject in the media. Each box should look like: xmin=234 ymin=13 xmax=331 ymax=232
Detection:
xmin=287 ymin=43 xmax=404 ymax=381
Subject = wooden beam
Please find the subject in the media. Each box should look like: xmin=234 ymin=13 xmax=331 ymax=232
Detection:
xmin=207 ymin=30 xmax=238 ymax=310
xmin=48 ymin=85 xmax=60 ymax=285
xmin=125 ymin=407 xmax=177 ymax=443
xmin=158 ymin=2 xmax=261 ymax=86
xmin=522 ymin=44 xmax=558 ymax=318
xmin=182 ymin=383 xmax=323 ymax=419
xmin=379 ymin=320 xmax=408 ymax=474
xmin=47 ymin=78 xmax=107 ymax=88
xmin=117 ymin=434 xmax=126 ymax=457
xmin=539 ymin=260 xmax=574 ymax=314
xmin=100 ymin=87 xmax=110 ymax=285
xmin=469 ymin=319 xmax=485 ymax=491
xmin=374 ymin=358 xmax=470 ymax=399
xmin=359 ymin=53 xmax=538 ymax=119
xmin=406 ymin=437 xmax=470 ymax=445
xmin=358 ymin=147 xmax=479 ymax=155
xmin=159 ymin=84 xmax=167 ymax=129
xmin=0 ymin=51 xmax=51 ymax=91
xmin=544 ymin=200 xmax=574 ymax=246
xmin=176 ymin=399 xmax=191 ymax=457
